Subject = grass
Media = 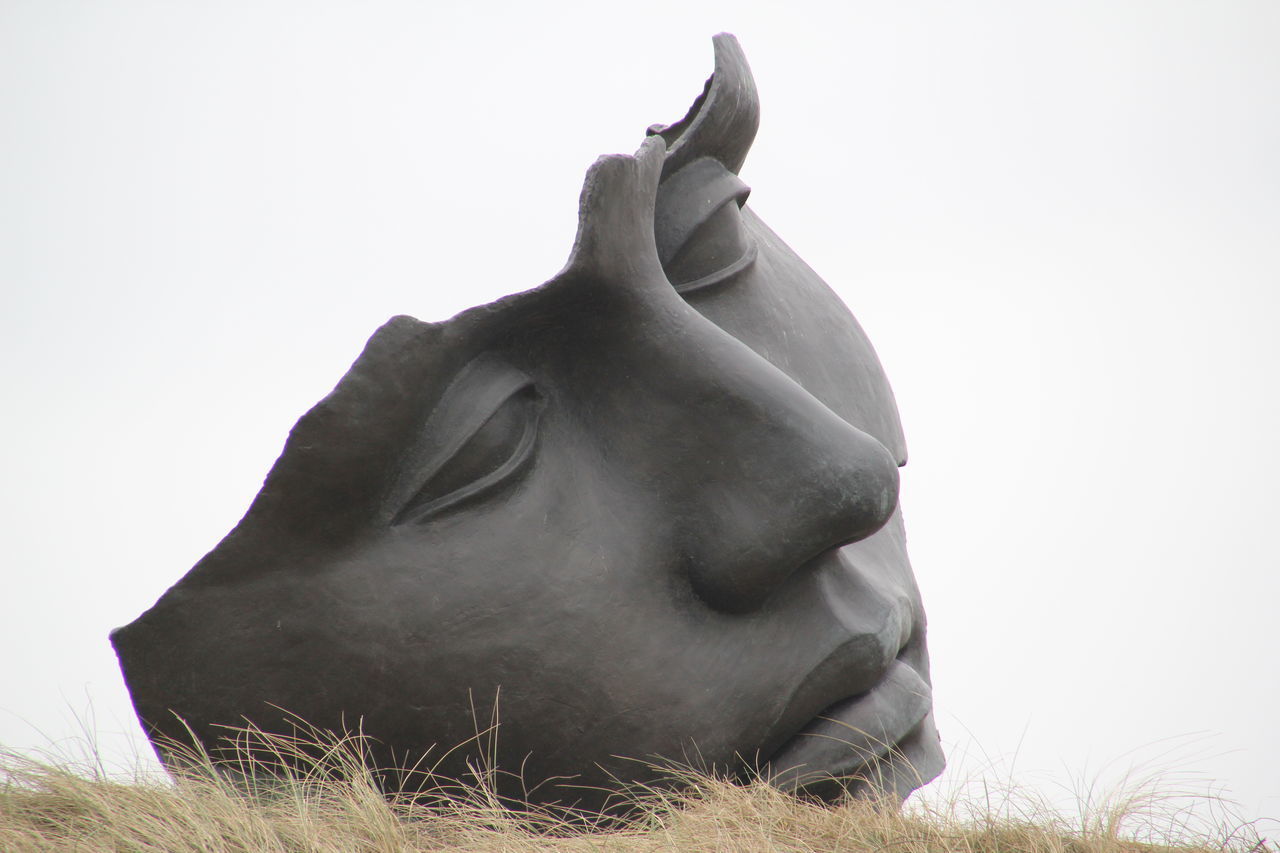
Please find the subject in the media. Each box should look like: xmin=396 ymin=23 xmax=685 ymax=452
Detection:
xmin=0 ymin=723 xmax=1270 ymax=852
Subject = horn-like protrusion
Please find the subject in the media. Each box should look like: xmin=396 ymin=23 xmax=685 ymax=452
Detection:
xmin=648 ymin=33 xmax=760 ymax=179
xmin=561 ymin=135 xmax=667 ymax=283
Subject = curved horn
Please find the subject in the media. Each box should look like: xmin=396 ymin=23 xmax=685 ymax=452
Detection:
xmin=648 ymin=33 xmax=760 ymax=179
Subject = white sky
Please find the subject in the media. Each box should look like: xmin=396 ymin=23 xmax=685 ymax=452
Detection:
xmin=3 ymin=0 xmax=1278 ymax=832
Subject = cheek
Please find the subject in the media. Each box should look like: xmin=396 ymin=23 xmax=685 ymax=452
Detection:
xmin=368 ymin=451 xmax=679 ymax=646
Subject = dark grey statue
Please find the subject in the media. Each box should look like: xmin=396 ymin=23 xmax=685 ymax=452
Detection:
xmin=112 ymin=34 xmax=943 ymax=813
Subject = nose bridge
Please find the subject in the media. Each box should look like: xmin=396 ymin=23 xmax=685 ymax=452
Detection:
xmin=664 ymin=320 xmax=901 ymax=614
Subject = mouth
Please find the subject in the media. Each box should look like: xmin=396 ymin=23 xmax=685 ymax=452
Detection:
xmin=761 ymin=659 xmax=937 ymax=802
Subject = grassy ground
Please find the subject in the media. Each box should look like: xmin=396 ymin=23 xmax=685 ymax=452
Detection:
xmin=0 ymin=726 xmax=1269 ymax=852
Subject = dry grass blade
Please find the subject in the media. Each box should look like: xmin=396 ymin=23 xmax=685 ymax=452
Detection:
xmin=0 ymin=725 xmax=1267 ymax=852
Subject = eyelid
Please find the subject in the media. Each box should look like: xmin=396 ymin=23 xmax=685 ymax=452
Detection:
xmin=385 ymin=355 xmax=537 ymax=524
xmin=393 ymin=389 xmax=540 ymax=525
xmin=673 ymin=240 xmax=758 ymax=296
xmin=654 ymin=156 xmax=752 ymax=267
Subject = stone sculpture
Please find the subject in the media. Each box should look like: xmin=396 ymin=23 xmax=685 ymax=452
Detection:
xmin=112 ymin=34 xmax=944 ymax=813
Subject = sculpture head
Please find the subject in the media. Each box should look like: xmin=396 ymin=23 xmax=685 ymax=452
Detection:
xmin=112 ymin=34 xmax=943 ymax=813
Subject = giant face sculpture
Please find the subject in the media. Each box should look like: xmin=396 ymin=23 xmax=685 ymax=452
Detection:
xmin=112 ymin=34 xmax=943 ymax=812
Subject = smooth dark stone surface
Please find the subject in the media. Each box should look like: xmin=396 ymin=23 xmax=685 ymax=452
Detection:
xmin=112 ymin=33 xmax=943 ymax=814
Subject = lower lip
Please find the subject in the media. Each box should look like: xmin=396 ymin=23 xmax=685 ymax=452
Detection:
xmin=763 ymin=659 xmax=933 ymax=793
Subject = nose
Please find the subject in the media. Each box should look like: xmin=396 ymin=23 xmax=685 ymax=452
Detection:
xmin=665 ymin=320 xmax=901 ymax=614
xmin=553 ymin=138 xmax=898 ymax=613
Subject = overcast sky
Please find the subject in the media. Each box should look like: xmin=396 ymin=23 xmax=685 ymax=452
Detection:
xmin=3 ymin=0 xmax=1277 ymax=832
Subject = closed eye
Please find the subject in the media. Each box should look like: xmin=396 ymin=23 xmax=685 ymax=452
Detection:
xmin=654 ymin=156 xmax=757 ymax=296
xmin=666 ymin=203 xmax=758 ymax=296
xmin=390 ymin=358 xmax=542 ymax=526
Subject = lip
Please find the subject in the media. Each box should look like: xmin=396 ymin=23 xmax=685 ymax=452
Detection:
xmin=762 ymin=659 xmax=933 ymax=795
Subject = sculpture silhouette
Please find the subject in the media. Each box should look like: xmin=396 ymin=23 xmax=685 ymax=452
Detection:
xmin=112 ymin=33 xmax=944 ymax=813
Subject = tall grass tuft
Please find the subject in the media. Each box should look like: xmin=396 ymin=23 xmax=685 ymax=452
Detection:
xmin=0 ymin=722 xmax=1269 ymax=852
